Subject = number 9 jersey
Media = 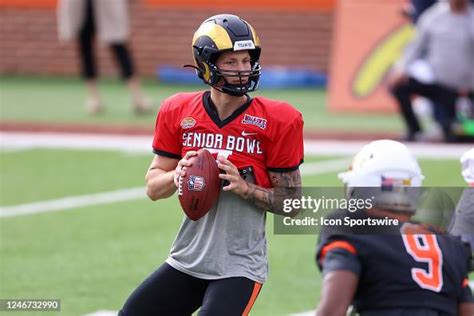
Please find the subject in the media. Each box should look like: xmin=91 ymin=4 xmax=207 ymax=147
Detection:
xmin=316 ymin=211 xmax=474 ymax=315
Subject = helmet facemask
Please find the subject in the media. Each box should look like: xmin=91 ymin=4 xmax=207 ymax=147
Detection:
xmin=207 ymin=56 xmax=261 ymax=97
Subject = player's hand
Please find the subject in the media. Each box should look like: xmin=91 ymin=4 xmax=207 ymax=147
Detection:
xmin=173 ymin=151 xmax=198 ymax=187
xmin=217 ymin=156 xmax=249 ymax=197
xmin=387 ymin=70 xmax=408 ymax=88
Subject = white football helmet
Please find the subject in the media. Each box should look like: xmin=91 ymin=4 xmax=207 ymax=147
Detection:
xmin=460 ymin=148 xmax=474 ymax=185
xmin=339 ymin=140 xmax=424 ymax=212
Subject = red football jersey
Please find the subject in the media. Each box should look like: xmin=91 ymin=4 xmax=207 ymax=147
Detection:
xmin=152 ymin=91 xmax=304 ymax=188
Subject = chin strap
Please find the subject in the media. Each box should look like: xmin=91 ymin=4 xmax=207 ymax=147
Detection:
xmin=183 ymin=64 xmax=249 ymax=97
xmin=183 ymin=64 xmax=202 ymax=76
xmin=183 ymin=64 xmax=200 ymax=71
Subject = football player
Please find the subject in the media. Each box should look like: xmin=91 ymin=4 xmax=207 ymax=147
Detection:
xmin=119 ymin=14 xmax=303 ymax=315
xmin=315 ymin=140 xmax=474 ymax=316
xmin=449 ymin=148 xmax=474 ymax=272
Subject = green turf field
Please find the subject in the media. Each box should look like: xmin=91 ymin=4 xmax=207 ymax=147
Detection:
xmin=0 ymin=75 xmax=471 ymax=315
xmin=0 ymin=75 xmax=404 ymax=133
xmin=0 ymin=148 xmax=470 ymax=315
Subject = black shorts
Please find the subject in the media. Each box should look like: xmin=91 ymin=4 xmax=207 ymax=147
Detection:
xmin=119 ymin=263 xmax=262 ymax=316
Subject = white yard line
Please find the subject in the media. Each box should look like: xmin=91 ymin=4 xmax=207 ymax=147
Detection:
xmin=0 ymin=132 xmax=152 ymax=153
xmin=0 ymin=187 xmax=146 ymax=218
xmin=300 ymin=158 xmax=350 ymax=174
xmin=1 ymin=132 xmax=472 ymax=158
xmin=0 ymin=159 xmax=345 ymax=218
xmin=303 ymin=139 xmax=473 ymax=159
xmin=290 ymin=311 xmax=315 ymax=316
xmin=83 ymin=310 xmax=118 ymax=316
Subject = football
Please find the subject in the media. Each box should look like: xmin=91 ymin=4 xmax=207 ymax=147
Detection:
xmin=178 ymin=149 xmax=221 ymax=221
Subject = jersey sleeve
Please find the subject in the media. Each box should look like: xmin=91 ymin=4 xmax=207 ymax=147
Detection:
xmin=317 ymin=239 xmax=361 ymax=275
xmin=152 ymin=100 xmax=181 ymax=159
xmin=458 ymin=277 xmax=474 ymax=303
xmin=266 ymin=110 xmax=304 ymax=172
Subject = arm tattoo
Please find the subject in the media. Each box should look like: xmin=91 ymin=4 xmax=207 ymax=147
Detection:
xmin=242 ymin=170 xmax=302 ymax=217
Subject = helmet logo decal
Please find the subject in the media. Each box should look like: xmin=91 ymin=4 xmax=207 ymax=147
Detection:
xmin=381 ymin=176 xmax=412 ymax=191
xmin=234 ymin=40 xmax=255 ymax=51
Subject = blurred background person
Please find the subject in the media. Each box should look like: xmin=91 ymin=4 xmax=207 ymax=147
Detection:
xmin=413 ymin=148 xmax=474 ymax=271
xmin=399 ymin=0 xmax=440 ymax=142
xmin=388 ymin=0 xmax=474 ymax=142
xmin=402 ymin=0 xmax=437 ymax=23
xmin=404 ymin=0 xmax=474 ymax=22
xmin=449 ymin=148 xmax=474 ymax=271
xmin=57 ymin=0 xmax=152 ymax=114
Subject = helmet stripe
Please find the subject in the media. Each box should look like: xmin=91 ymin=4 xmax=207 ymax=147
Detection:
xmin=192 ymin=23 xmax=233 ymax=51
xmin=247 ymin=23 xmax=261 ymax=47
